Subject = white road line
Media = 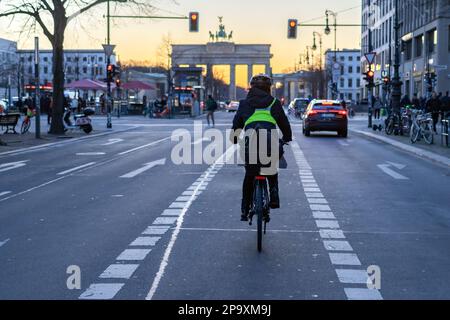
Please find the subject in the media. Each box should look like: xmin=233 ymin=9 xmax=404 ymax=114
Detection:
xmin=162 ymin=209 xmax=183 ymax=216
xmin=145 ymin=145 xmax=236 ymax=301
xmin=316 ymin=220 xmax=340 ymax=229
xmin=313 ymin=211 xmax=336 ymax=220
xmin=320 ymin=229 xmax=346 ymax=239
xmin=153 ymin=217 xmax=179 ymax=225
xmin=102 ymin=139 xmax=124 ymax=146
xmin=304 ymin=188 xmax=321 ymax=192
xmin=308 ymin=198 xmax=329 ymax=204
xmin=116 ymin=249 xmax=152 ymax=261
xmin=57 ymin=162 xmax=97 ymax=175
xmin=0 ymin=191 xmax=12 ymax=197
xmin=118 ymin=137 xmax=170 ymax=155
xmin=76 ymin=152 xmax=106 ymax=156
xmin=329 ymin=253 xmax=362 ymax=266
xmin=142 ymin=226 xmax=170 ymax=235
xmin=120 ymin=158 xmax=166 ymax=179
xmin=130 ymin=237 xmax=161 ymax=247
xmin=323 ymin=240 xmax=353 ymax=252
xmin=99 ymin=264 xmax=139 ymax=279
xmin=344 ymin=288 xmax=383 ymax=300
xmin=79 ymin=283 xmax=125 ymax=300
xmin=169 ymin=202 xmax=187 ymax=209
xmin=0 ymin=176 xmax=68 ymax=203
xmin=310 ymin=204 xmax=331 ymax=211
xmin=338 ymin=141 xmax=350 ymax=147
xmin=0 ymin=160 xmax=29 ymax=173
xmin=336 ymin=269 xmax=369 ymax=284
xmin=0 ymin=239 xmax=10 ymax=248
xmin=306 ymin=193 xmax=324 ymax=198
xmin=377 ymin=164 xmax=409 ymax=180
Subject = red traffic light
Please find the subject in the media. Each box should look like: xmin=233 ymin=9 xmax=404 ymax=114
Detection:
xmin=287 ymin=19 xmax=298 ymax=39
xmin=367 ymin=70 xmax=374 ymax=78
xmin=189 ymin=12 xmax=199 ymax=32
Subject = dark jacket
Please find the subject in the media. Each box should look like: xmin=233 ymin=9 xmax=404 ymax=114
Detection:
xmin=426 ymin=97 xmax=441 ymax=114
xmin=206 ymin=98 xmax=218 ymax=112
xmin=232 ymin=88 xmax=292 ymax=142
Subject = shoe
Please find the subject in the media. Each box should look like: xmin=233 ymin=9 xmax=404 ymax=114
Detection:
xmin=269 ymin=187 xmax=280 ymax=209
xmin=241 ymin=214 xmax=249 ymax=222
xmin=241 ymin=199 xmax=250 ymax=221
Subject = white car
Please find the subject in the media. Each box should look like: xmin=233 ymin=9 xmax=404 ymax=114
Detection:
xmin=225 ymin=101 xmax=240 ymax=112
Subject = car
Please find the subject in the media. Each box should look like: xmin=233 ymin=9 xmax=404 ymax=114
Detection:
xmin=0 ymin=99 xmax=9 ymax=113
xmin=288 ymin=98 xmax=310 ymax=119
xmin=225 ymin=101 xmax=239 ymax=112
xmin=303 ymin=99 xmax=348 ymax=137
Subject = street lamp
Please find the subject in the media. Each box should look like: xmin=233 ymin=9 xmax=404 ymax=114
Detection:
xmin=312 ymin=31 xmax=324 ymax=98
xmin=325 ymin=10 xmax=338 ymax=99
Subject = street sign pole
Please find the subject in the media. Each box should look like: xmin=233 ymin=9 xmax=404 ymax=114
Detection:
xmin=34 ymin=37 xmax=41 ymax=139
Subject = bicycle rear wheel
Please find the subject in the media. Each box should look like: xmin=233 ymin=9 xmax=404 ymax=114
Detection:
xmin=410 ymin=124 xmax=419 ymax=143
xmin=254 ymin=181 xmax=264 ymax=253
xmin=21 ymin=119 xmax=30 ymax=134
xmin=385 ymin=117 xmax=394 ymax=135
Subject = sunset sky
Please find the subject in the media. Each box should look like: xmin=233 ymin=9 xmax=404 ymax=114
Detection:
xmin=0 ymin=0 xmax=361 ymax=86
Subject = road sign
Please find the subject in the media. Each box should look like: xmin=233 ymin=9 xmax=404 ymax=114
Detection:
xmin=102 ymin=44 xmax=116 ymax=57
xmin=364 ymin=52 xmax=376 ymax=65
xmin=381 ymin=70 xmax=388 ymax=78
xmin=432 ymin=64 xmax=448 ymax=71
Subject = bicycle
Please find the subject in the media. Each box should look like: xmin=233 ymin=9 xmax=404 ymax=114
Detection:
xmin=410 ymin=110 xmax=434 ymax=145
xmin=21 ymin=108 xmax=35 ymax=134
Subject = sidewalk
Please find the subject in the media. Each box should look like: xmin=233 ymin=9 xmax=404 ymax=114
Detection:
xmin=349 ymin=118 xmax=450 ymax=168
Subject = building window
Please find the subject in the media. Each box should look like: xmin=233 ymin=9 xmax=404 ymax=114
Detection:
xmin=340 ymin=56 xmax=345 ymax=62
xmin=357 ymin=66 xmax=361 ymax=73
xmin=340 ymin=78 xmax=345 ymax=88
xmin=44 ymin=67 xmax=48 ymax=74
xmin=83 ymin=67 xmax=87 ymax=73
xmin=99 ymin=57 xmax=103 ymax=62
xmin=67 ymin=66 xmax=72 ymax=74
xmin=415 ymin=35 xmax=423 ymax=58
xmin=348 ymin=66 xmax=353 ymax=73
xmin=43 ymin=57 xmax=48 ymax=62
xmin=404 ymin=40 xmax=413 ymax=61
xmin=356 ymin=79 xmax=361 ymax=87
xmin=349 ymin=56 xmax=353 ymax=61
xmin=348 ymin=93 xmax=353 ymax=100
xmin=427 ymin=29 xmax=437 ymax=54
xmin=83 ymin=57 xmax=87 ymax=62
xmin=67 ymin=57 xmax=71 ymax=62
xmin=348 ymin=79 xmax=353 ymax=88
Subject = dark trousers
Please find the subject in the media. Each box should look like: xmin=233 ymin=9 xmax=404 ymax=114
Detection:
xmin=374 ymin=109 xmax=381 ymax=119
xmin=207 ymin=111 xmax=215 ymax=126
xmin=242 ymin=173 xmax=278 ymax=213
xmin=432 ymin=113 xmax=439 ymax=132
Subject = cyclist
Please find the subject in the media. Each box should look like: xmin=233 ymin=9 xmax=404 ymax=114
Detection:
xmin=231 ymin=74 xmax=292 ymax=222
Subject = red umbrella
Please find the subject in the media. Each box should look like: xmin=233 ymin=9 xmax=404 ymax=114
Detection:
xmin=122 ymin=81 xmax=155 ymax=90
xmin=65 ymin=79 xmax=108 ymax=90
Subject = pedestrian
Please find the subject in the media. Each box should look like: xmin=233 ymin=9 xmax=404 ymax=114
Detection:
xmin=400 ymin=94 xmax=411 ymax=109
xmin=100 ymin=94 xmax=106 ymax=114
xmin=47 ymin=95 xmax=53 ymax=125
xmin=412 ymin=93 xmax=421 ymax=110
xmin=373 ymin=96 xmax=382 ymax=120
xmin=206 ymin=95 xmax=218 ymax=127
xmin=426 ymin=91 xmax=441 ymax=133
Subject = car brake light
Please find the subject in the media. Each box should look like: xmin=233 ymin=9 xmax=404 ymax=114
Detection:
xmin=307 ymin=110 xmax=318 ymax=117
xmin=338 ymin=110 xmax=347 ymax=116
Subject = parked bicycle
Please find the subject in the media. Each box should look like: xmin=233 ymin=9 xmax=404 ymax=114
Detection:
xmin=410 ymin=110 xmax=434 ymax=145
xmin=21 ymin=107 xmax=35 ymax=134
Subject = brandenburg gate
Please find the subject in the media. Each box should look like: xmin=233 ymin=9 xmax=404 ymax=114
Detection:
xmin=171 ymin=17 xmax=273 ymax=101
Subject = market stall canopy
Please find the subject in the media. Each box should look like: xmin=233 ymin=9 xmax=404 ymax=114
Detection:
xmin=65 ymin=79 xmax=108 ymax=91
xmin=122 ymin=81 xmax=156 ymax=90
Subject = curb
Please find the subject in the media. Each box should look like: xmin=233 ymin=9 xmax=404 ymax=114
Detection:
xmin=351 ymin=129 xmax=450 ymax=168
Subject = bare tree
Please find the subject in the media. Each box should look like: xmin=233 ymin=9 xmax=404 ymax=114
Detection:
xmin=0 ymin=0 xmax=156 ymax=134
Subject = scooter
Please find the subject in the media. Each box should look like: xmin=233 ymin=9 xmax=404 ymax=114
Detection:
xmin=64 ymin=107 xmax=95 ymax=134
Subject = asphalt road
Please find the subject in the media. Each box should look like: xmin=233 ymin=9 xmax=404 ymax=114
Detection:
xmin=0 ymin=112 xmax=449 ymax=300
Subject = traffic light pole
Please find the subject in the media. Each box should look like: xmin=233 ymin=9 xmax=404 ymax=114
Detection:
xmin=391 ymin=0 xmax=402 ymax=123
xmin=106 ymin=0 xmax=113 ymax=129
xmin=367 ymin=2 xmax=374 ymax=129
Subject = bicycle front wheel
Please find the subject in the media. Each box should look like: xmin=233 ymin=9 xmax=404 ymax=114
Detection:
xmin=422 ymin=123 xmax=434 ymax=145
xmin=385 ymin=118 xmax=394 ymax=135
xmin=21 ymin=119 xmax=30 ymax=134
xmin=410 ymin=124 xmax=419 ymax=143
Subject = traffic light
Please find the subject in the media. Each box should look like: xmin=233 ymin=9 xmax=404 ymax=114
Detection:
xmin=364 ymin=70 xmax=375 ymax=84
xmin=287 ymin=19 xmax=298 ymax=39
xmin=189 ymin=12 xmax=199 ymax=32
xmin=107 ymin=64 xmax=115 ymax=82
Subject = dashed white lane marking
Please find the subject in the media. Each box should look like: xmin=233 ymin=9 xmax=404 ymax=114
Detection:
xmin=323 ymin=241 xmax=353 ymax=252
xmin=57 ymin=162 xmax=97 ymax=175
xmin=102 ymin=139 xmax=124 ymax=146
xmin=329 ymin=253 xmax=362 ymax=266
xmin=162 ymin=209 xmax=183 ymax=216
xmin=0 ymin=239 xmax=10 ymax=248
xmin=316 ymin=220 xmax=340 ymax=229
xmin=0 ymin=176 xmax=68 ymax=203
xmin=313 ymin=211 xmax=336 ymax=220
xmin=116 ymin=249 xmax=152 ymax=261
xmin=99 ymin=264 xmax=139 ymax=279
xmin=291 ymin=138 xmax=383 ymax=300
xmin=344 ymin=288 xmax=383 ymax=300
xmin=153 ymin=217 xmax=179 ymax=225
xmin=338 ymin=141 xmax=350 ymax=147
xmin=79 ymin=284 xmax=125 ymax=300
xmin=76 ymin=152 xmax=106 ymax=156
xmin=0 ymin=191 xmax=12 ymax=197
xmin=118 ymin=137 xmax=171 ymax=156
xmin=142 ymin=226 xmax=170 ymax=235
xmin=0 ymin=160 xmax=29 ymax=173
xmin=130 ymin=237 xmax=161 ymax=247
xmin=377 ymin=164 xmax=409 ymax=180
xmin=120 ymin=158 xmax=166 ymax=179
xmin=336 ymin=269 xmax=370 ymax=284
xmin=145 ymin=145 xmax=237 ymax=301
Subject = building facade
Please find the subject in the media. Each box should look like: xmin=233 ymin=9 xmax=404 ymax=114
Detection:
xmin=17 ymin=49 xmax=117 ymax=87
xmin=361 ymin=0 xmax=450 ymax=100
xmin=0 ymin=38 xmax=18 ymax=93
xmin=325 ymin=49 xmax=362 ymax=102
